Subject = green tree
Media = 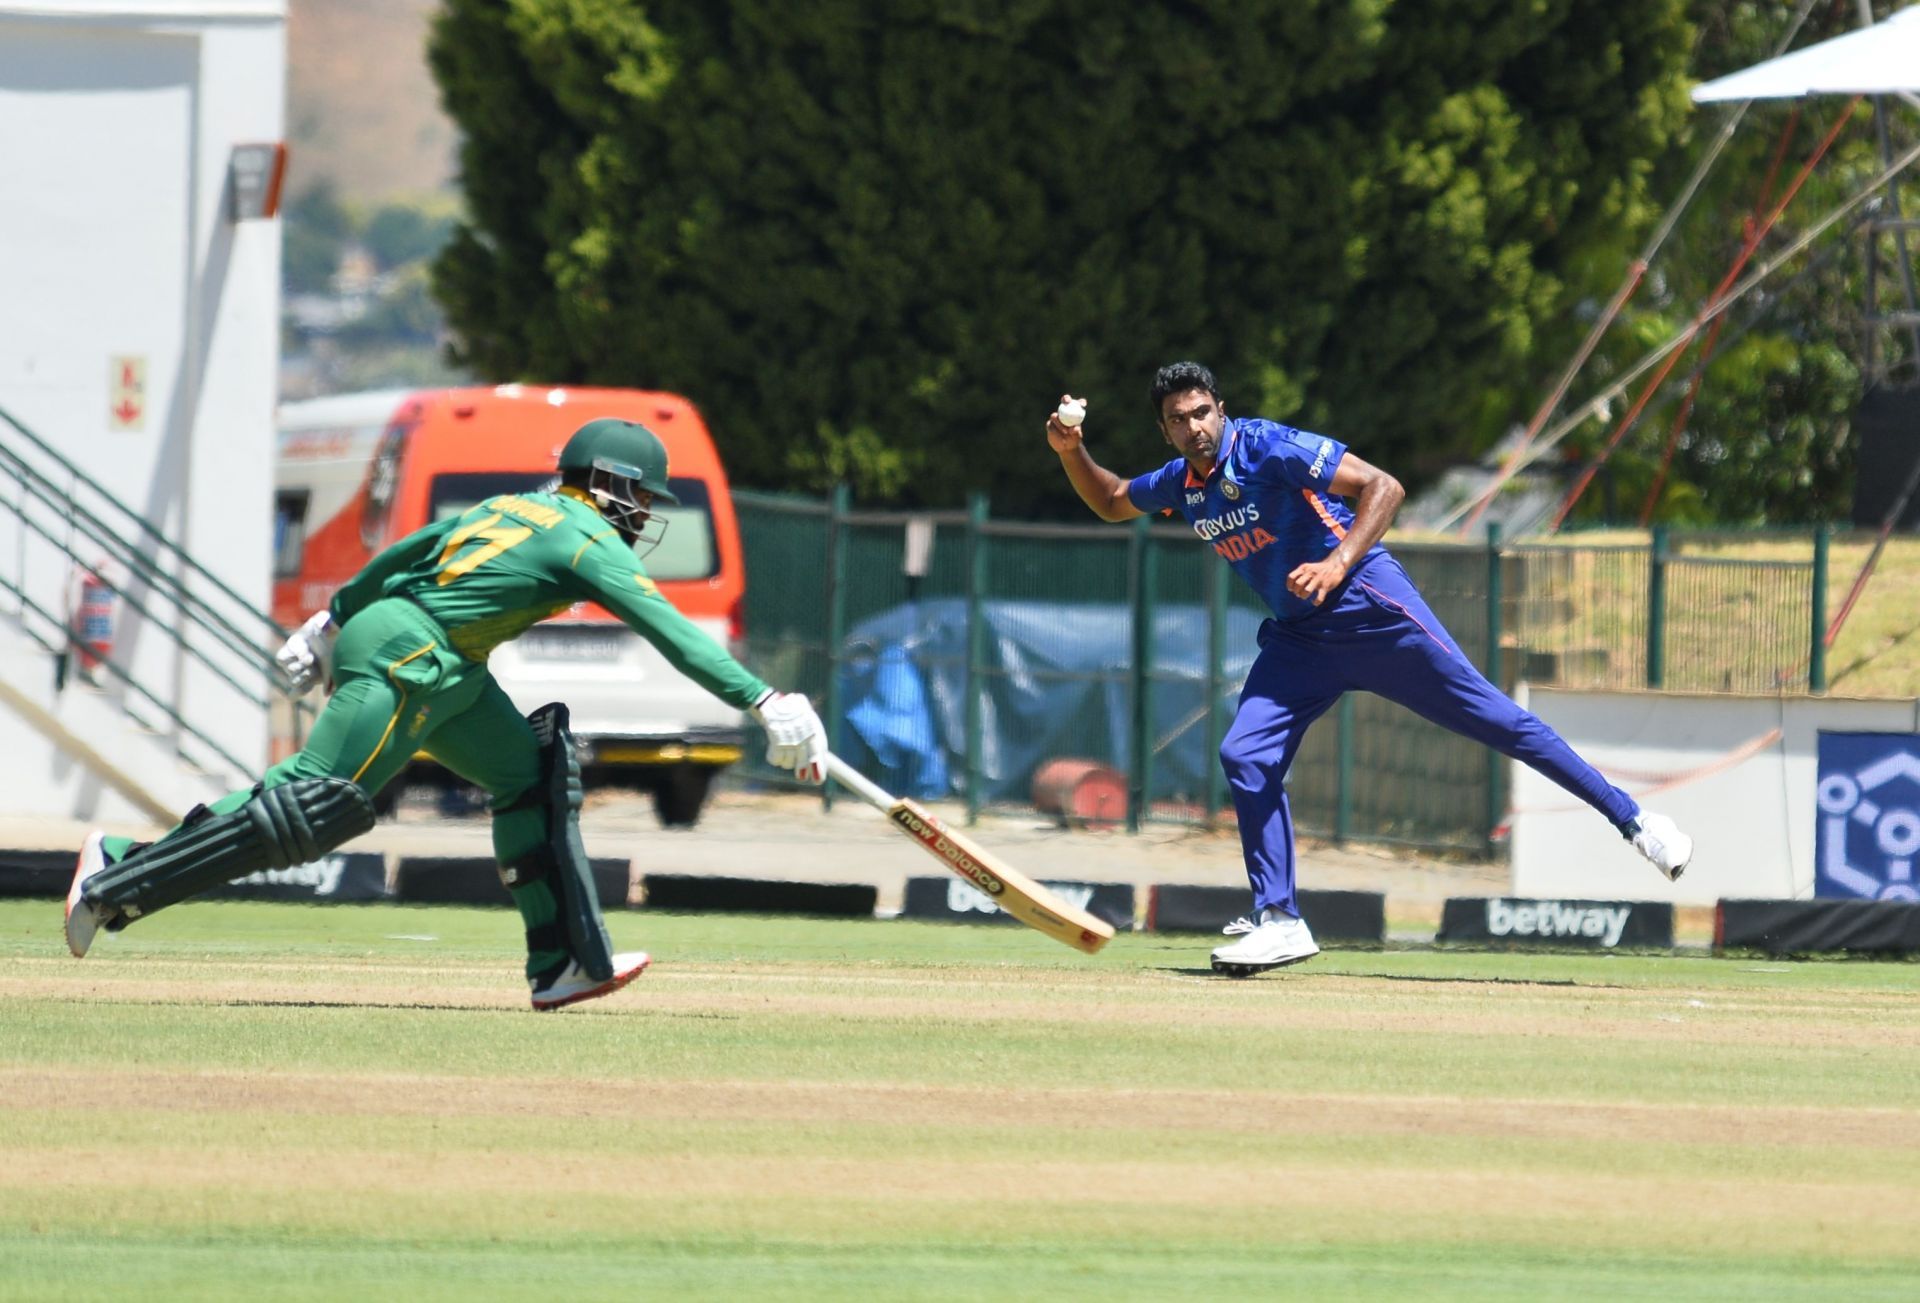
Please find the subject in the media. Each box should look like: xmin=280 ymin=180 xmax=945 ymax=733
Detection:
xmin=1558 ymin=0 xmax=1919 ymax=528
xmin=429 ymin=0 xmax=1694 ymax=514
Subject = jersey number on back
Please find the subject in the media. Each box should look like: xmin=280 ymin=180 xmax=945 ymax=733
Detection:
xmin=435 ymin=512 xmax=534 ymax=586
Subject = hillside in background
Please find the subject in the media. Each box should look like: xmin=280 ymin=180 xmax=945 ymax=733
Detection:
xmin=280 ymin=0 xmax=466 ymax=398
xmin=286 ymin=0 xmax=454 ymax=203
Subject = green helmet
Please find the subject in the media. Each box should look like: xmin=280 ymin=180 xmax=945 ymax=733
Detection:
xmin=558 ymin=417 xmax=679 ymax=544
xmin=558 ymin=418 xmax=680 ymax=505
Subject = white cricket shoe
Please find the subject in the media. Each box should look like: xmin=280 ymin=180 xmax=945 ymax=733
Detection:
xmin=529 ymin=951 xmax=651 ymax=1011
xmin=64 ymin=831 xmax=114 ymax=959
xmin=1631 ymin=812 xmax=1693 ymax=882
xmin=1210 ymin=908 xmax=1319 ymax=978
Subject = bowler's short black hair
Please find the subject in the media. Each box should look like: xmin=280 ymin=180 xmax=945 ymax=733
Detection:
xmin=1150 ymin=361 xmax=1220 ymax=416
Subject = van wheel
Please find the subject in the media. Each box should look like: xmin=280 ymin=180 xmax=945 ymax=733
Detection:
xmin=652 ymin=763 xmax=715 ymax=828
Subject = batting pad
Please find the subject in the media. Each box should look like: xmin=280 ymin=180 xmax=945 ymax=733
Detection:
xmin=87 ymin=777 xmax=376 ymax=922
xmin=499 ymin=703 xmax=614 ymax=981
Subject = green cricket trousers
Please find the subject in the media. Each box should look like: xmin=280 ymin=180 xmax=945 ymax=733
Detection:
xmin=135 ymin=599 xmax=570 ymax=976
xmin=259 ymin=597 xmax=547 ymax=864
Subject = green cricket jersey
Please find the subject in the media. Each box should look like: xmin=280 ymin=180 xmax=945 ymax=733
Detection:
xmin=328 ymin=485 xmax=769 ymax=708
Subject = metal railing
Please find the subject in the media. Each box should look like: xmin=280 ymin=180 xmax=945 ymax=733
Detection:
xmin=1501 ymin=526 xmax=1826 ymax=695
xmin=0 ymin=403 xmax=307 ymax=783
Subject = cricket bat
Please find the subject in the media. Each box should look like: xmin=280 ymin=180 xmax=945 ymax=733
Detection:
xmin=825 ymin=754 xmax=1115 ymax=954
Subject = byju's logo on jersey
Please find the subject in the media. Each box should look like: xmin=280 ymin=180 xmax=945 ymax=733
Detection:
xmin=1310 ymin=439 xmax=1334 ymax=479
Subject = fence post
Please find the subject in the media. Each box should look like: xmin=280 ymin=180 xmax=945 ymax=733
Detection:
xmin=822 ymin=484 xmax=851 ymax=811
xmin=1203 ymin=556 xmax=1228 ymax=826
xmin=963 ymin=492 xmax=989 ymax=825
xmin=1127 ymin=515 xmax=1156 ymax=833
xmin=1646 ymin=525 xmax=1668 ymax=690
xmin=1485 ymin=521 xmax=1505 ymax=853
xmin=1334 ymin=694 xmax=1354 ymax=845
xmin=1810 ymin=523 xmax=1829 ymax=694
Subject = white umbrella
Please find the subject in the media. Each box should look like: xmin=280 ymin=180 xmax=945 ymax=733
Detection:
xmin=1693 ymin=4 xmax=1920 ymax=101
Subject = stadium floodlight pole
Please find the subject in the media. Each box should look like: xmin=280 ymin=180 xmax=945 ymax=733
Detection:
xmin=1434 ymin=132 xmax=1920 ymax=533
xmin=1455 ymin=0 xmax=1825 ymax=535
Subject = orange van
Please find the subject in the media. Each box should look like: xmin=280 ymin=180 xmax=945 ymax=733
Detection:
xmin=272 ymin=384 xmax=749 ymax=825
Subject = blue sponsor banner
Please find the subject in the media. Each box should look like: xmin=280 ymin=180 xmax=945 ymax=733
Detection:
xmin=1816 ymin=733 xmax=1920 ymax=901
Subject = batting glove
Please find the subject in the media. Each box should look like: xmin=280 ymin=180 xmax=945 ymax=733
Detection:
xmin=751 ymin=689 xmax=828 ymax=784
xmin=275 ymin=610 xmax=336 ymax=697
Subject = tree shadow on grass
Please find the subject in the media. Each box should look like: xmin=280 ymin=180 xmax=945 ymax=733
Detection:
xmin=207 ymin=999 xmax=742 ymax=1018
xmin=208 ymin=999 xmax=746 ymax=1019
xmin=41 ymin=995 xmax=726 ymax=1017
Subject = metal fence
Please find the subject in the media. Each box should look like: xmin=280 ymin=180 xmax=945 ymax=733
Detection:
xmin=1500 ymin=527 xmax=1826 ymax=695
xmin=737 ymin=490 xmax=1831 ymax=857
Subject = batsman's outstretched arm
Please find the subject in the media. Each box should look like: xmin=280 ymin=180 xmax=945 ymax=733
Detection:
xmin=567 ymin=536 xmax=769 ymax=709
xmin=565 ymin=533 xmax=827 ymax=782
xmin=1047 ymin=399 xmax=1142 ymax=523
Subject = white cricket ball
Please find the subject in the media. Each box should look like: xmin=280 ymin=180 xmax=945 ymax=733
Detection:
xmin=1057 ymin=399 xmax=1086 ymax=428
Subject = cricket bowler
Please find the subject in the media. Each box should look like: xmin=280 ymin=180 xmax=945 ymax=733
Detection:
xmin=63 ymin=418 xmax=829 ymax=1009
xmin=1049 ymin=361 xmax=1694 ymax=976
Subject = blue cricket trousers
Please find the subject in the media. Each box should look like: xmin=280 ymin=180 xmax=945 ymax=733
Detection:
xmin=1222 ymin=554 xmax=1638 ymax=916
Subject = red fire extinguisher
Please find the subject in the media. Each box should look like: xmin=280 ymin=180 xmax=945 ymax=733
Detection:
xmin=71 ymin=561 xmax=114 ymax=676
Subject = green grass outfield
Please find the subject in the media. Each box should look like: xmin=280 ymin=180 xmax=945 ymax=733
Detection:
xmin=3 ymin=900 xmax=1919 ymax=1301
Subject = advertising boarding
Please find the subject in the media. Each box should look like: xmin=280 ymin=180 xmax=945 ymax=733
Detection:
xmin=1815 ymin=733 xmax=1920 ymax=902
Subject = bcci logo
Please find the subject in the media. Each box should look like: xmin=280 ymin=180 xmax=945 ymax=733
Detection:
xmin=1221 ymin=478 xmax=1240 ymax=500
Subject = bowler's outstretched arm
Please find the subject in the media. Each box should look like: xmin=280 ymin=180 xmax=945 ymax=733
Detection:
xmin=1047 ymin=400 xmax=1143 ymax=523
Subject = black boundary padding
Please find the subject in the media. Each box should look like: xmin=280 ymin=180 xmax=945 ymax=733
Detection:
xmin=1437 ymin=896 xmax=1674 ymax=951
xmin=0 ymin=849 xmax=79 ymax=899
xmin=1145 ymin=883 xmax=1385 ymax=944
xmin=641 ymin=874 xmax=878 ymax=918
xmin=900 ymin=876 xmax=1136 ymax=931
xmin=209 ymin=851 xmax=390 ymax=903
xmin=395 ymin=855 xmax=629 ymax=908
xmin=1717 ymin=897 xmax=1920 ymax=957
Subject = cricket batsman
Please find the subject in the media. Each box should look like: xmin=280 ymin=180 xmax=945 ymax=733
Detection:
xmin=1049 ymin=362 xmax=1694 ymax=976
xmin=64 ymin=418 xmax=828 ymax=1009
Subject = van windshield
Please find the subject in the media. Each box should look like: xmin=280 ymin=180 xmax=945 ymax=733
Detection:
xmin=427 ymin=472 xmax=717 ymax=580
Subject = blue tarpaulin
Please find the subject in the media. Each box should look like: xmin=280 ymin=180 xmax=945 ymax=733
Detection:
xmin=836 ymin=599 xmax=1267 ymax=802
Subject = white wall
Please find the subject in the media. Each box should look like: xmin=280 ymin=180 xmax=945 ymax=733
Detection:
xmin=1510 ymin=686 xmax=1920 ymax=904
xmin=0 ymin=2 xmax=284 ymax=817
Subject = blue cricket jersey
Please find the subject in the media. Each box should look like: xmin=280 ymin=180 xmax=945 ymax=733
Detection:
xmin=1126 ymin=417 xmax=1385 ymax=621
